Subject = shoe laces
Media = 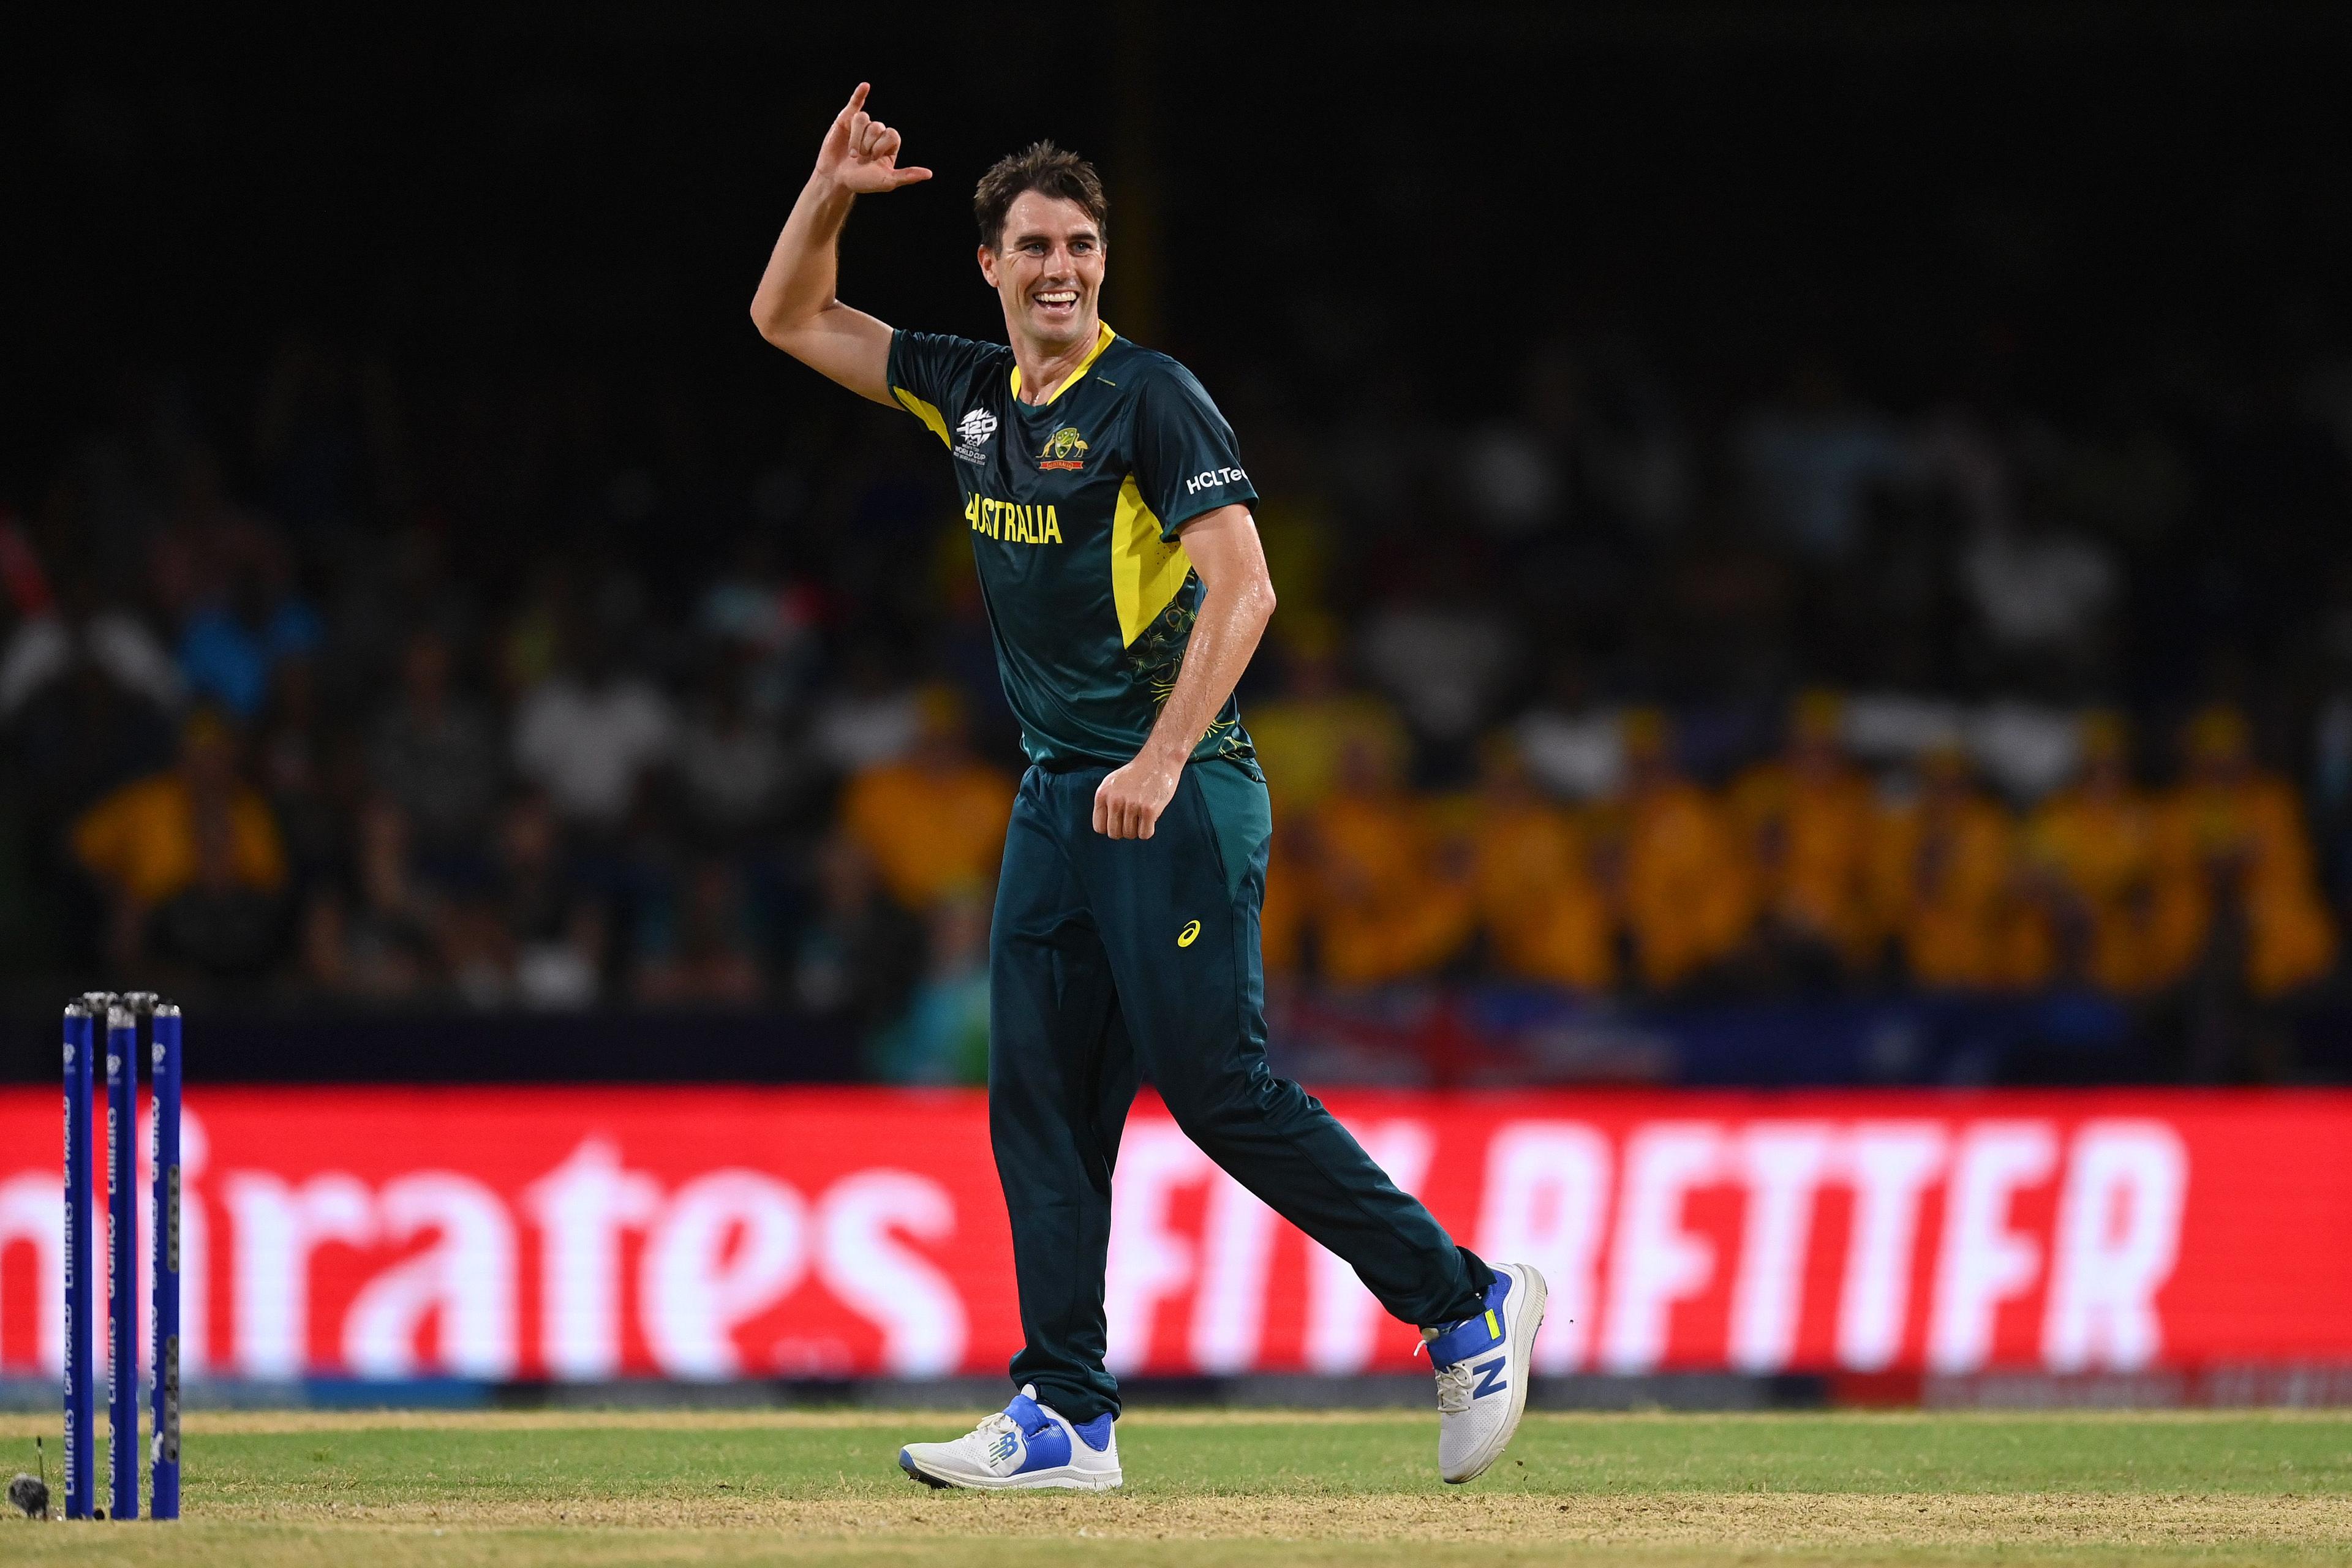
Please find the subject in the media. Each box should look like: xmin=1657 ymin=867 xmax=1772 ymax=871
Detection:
xmin=970 ymin=1408 xmax=1020 ymax=1454
xmin=1433 ymin=1359 xmax=1474 ymax=1414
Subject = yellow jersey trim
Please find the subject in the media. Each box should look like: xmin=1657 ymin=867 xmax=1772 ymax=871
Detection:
xmin=1112 ymin=475 xmax=1193 ymax=647
xmin=1011 ymin=320 xmax=1117 ymax=406
xmin=892 ymin=386 xmax=952 ymax=447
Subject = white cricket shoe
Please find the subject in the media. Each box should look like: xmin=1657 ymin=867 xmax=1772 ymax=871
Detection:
xmin=1425 ymin=1261 xmax=1548 ymax=1483
xmin=898 ymin=1385 xmax=1122 ymax=1491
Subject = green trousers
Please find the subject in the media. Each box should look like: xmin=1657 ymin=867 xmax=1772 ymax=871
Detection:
xmin=988 ymin=758 xmax=1491 ymax=1422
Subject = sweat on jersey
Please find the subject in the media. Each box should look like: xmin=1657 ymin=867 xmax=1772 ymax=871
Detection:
xmin=887 ymin=321 xmax=1261 ymax=773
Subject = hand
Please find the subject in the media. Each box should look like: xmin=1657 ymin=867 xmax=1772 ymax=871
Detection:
xmin=815 ymin=83 xmax=933 ymax=194
xmin=1093 ymin=752 xmax=1182 ymax=840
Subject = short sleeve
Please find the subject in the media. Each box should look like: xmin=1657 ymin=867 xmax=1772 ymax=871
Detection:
xmin=888 ymin=330 xmax=999 ymax=447
xmin=1133 ymin=364 xmax=1259 ymax=539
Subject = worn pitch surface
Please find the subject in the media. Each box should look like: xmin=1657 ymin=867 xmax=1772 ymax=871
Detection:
xmin=2 ymin=1409 xmax=2348 ymax=1565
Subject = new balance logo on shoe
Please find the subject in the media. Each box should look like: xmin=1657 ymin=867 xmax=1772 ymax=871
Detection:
xmin=1470 ymin=1356 xmax=1509 ymax=1399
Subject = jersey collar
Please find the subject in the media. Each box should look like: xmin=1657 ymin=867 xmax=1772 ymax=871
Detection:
xmin=1009 ymin=320 xmax=1117 ymax=407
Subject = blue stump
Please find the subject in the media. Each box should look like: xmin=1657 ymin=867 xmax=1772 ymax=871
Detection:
xmin=149 ymin=1004 xmax=182 ymax=1520
xmin=61 ymin=1000 xmax=96 ymax=1520
xmin=106 ymin=1003 xmax=138 ymax=1521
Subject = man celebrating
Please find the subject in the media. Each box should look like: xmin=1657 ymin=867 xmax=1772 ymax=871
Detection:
xmin=750 ymin=84 xmax=1544 ymax=1489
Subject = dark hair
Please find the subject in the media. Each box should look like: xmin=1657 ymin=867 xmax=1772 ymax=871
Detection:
xmin=974 ymin=140 xmax=1108 ymax=251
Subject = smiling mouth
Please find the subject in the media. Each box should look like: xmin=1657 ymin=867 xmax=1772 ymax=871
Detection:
xmin=1033 ymin=290 xmax=1078 ymax=314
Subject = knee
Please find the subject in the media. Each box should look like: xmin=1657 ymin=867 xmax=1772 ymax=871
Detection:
xmin=1156 ymin=1062 xmax=1299 ymax=1144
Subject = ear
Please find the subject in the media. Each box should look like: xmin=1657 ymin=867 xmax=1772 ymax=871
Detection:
xmin=977 ymin=244 xmax=1000 ymax=289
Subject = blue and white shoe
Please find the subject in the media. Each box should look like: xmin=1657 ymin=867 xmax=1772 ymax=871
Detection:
xmin=898 ymin=1385 xmax=1121 ymax=1491
xmin=1423 ymin=1262 xmax=1548 ymax=1483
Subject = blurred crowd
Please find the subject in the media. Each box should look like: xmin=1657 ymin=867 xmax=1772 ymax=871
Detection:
xmin=1257 ymin=690 xmax=2332 ymax=1005
xmin=9 ymin=328 xmax=2352 ymax=1084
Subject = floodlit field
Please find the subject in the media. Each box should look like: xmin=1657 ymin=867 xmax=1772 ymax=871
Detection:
xmin=2 ymin=1408 xmax=2349 ymax=1565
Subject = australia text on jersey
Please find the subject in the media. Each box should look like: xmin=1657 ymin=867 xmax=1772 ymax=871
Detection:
xmin=967 ymin=494 xmax=1065 ymax=545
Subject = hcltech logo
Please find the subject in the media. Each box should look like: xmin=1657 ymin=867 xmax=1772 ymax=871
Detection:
xmin=1185 ymin=465 xmax=1247 ymax=496
xmin=1039 ymin=427 xmax=1090 ymax=471
xmin=953 ymin=409 xmax=998 ymax=464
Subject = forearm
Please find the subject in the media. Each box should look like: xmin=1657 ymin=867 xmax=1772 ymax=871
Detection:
xmin=1139 ymin=565 xmax=1275 ymax=768
xmin=748 ymin=172 xmax=895 ymax=404
xmin=1092 ymin=506 xmax=1270 ymax=840
xmin=750 ymin=172 xmax=856 ymax=342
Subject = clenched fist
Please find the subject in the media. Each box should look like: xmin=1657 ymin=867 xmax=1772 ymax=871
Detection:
xmin=1093 ymin=752 xmax=1182 ymax=840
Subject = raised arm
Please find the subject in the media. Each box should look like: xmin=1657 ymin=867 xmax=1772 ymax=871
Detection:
xmin=1093 ymin=505 xmax=1276 ymax=840
xmin=750 ymin=83 xmax=933 ymax=407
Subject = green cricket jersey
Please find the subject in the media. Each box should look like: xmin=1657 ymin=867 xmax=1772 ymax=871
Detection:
xmin=887 ymin=321 xmax=1261 ymax=772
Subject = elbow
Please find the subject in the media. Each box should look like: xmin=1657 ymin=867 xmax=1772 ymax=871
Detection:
xmin=748 ymin=290 xmax=804 ymax=351
xmin=1254 ymin=573 xmax=1278 ymax=628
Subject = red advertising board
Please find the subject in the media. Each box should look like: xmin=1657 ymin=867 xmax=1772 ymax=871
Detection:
xmin=2 ymin=1087 xmax=2348 ymax=1382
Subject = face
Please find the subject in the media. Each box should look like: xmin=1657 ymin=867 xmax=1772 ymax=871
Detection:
xmin=181 ymin=726 xmax=236 ymax=791
xmin=979 ymin=190 xmax=1105 ymax=351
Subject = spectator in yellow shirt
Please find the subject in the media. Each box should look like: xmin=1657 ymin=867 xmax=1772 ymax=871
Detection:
xmin=1872 ymin=745 xmax=2048 ymax=990
xmin=1297 ymin=731 xmax=1473 ymax=986
xmin=1243 ymin=614 xmax=1411 ymax=824
xmin=1460 ymin=733 xmax=1615 ymax=989
xmin=1259 ymin=831 xmax=1310 ymax=977
xmin=2024 ymin=713 xmax=2184 ymax=993
xmin=1730 ymin=690 xmax=1880 ymax=977
xmin=2157 ymin=706 xmax=2335 ymax=1000
xmin=1607 ymin=709 xmax=1754 ymax=992
xmin=839 ymin=686 xmax=1017 ymax=914
xmin=74 ymin=708 xmax=289 ymax=966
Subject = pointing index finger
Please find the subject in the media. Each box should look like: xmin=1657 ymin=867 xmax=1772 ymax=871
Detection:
xmin=839 ymin=81 xmax=870 ymax=123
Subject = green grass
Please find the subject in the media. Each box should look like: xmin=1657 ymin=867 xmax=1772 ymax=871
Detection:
xmin=3 ymin=1409 xmax=2349 ymax=1566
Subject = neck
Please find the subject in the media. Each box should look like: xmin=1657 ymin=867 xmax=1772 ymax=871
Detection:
xmin=1010 ymin=314 xmax=1101 ymax=405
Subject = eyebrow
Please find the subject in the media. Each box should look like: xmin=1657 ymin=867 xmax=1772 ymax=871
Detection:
xmin=1012 ymin=228 xmax=1100 ymax=247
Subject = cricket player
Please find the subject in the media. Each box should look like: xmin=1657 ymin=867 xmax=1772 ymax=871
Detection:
xmin=750 ymin=84 xmax=1545 ymax=1488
